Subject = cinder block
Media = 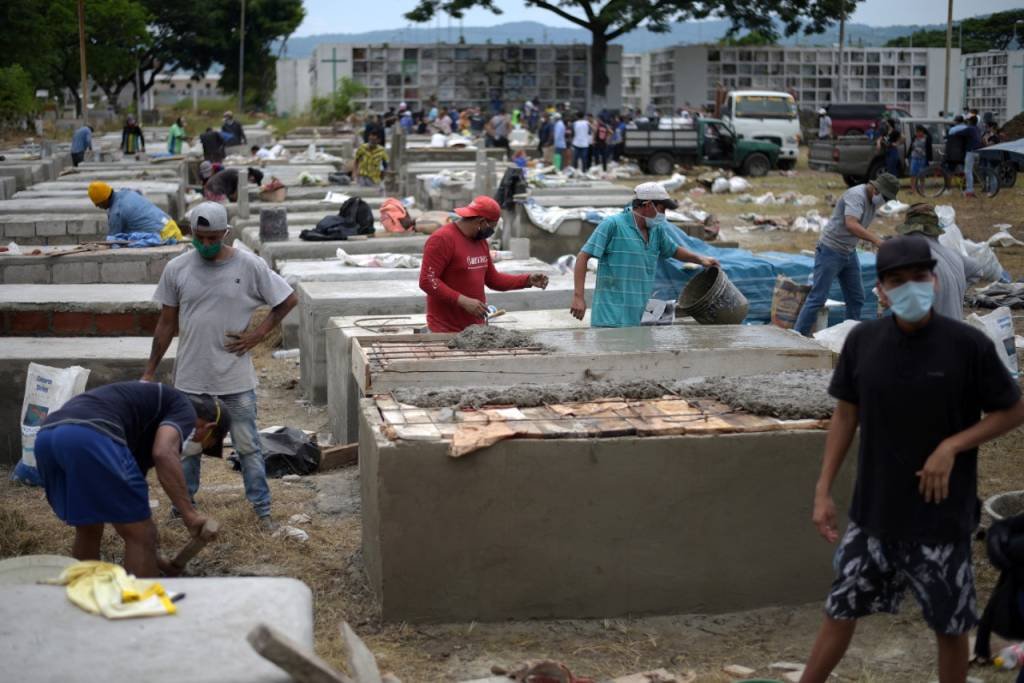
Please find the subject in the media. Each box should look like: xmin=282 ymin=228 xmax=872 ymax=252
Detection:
xmin=35 ymin=221 xmax=70 ymax=237
xmin=3 ymin=264 xmax=50 ymax=284
xmin=66 ymin=220 xmax=93 ymax=235
xmin=51 ymin=262 xmax=84 ymax=284
xmin=99 ymin=260 xmax=149 ymax=283
xmin=45 ymin=235 xmax=77 ymax=246
xmin=0 ymin=177 xmax=15 ymax=200
xmin=2 ymin=221 xmax=35 ymax=238
xmin=81 ymin=262 xmax=100 ymax=282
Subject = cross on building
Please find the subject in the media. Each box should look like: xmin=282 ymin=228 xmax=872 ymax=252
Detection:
xmin=321 ymin=47 xmax=348 ymax=93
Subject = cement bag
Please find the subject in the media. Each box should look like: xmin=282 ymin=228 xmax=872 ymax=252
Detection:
xmin=770 ymin=275 xmax=810 ymax=329
xmin=967 ymin=306 xmax=1019 ymax=377
xmin=11 ymin=363 xmax=91 ymax=485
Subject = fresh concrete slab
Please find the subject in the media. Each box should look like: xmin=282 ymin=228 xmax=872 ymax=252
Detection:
xmin=0 ymin=577 xmax=312 ymax=682
xmin=326 ymin=308 xmax=595 ymax=444
xmin=0 ymin=337 xmax=176 ymax=464
xmin=360 ymin=405 xmax=855 ymax=622
xmin=254 ymin=233 xmax=429 ymax=269
xmin=0 ymin=244 xmax=186 ymax=284
xmin=280 ymin=257 xmax=556 ymax=285
xmin=0 ymin=284 xmax=157 ymax=312
xmin=299 ymin=275 xmax=594 ymax=403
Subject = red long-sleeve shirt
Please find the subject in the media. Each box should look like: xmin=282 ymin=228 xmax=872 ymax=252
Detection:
xmin=419 ymin=223 xmax=531 ymax=332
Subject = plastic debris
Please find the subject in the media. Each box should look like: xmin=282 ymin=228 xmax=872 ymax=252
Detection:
xmin=272 ymin=525 xmax=309 ymax=542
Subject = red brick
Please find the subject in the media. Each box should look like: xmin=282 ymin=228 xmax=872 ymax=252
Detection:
xmin=51 ymin=312 xmax=95 ymax=335
xmin=137 ymin=313 xmax=160 ymax=335
xmin=93 ymin=313 xmax=138 ymax=335
xmin=9 ymin=311 xmax=51 ymax=334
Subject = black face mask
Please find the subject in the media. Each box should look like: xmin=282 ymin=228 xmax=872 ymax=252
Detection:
xmin=475 ymin=222 xmax=495 ymax=241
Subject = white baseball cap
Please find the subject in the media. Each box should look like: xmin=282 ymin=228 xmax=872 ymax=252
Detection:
xmin=817 ymin=108 xmax=827 ymax=115
xmin=634 ymin=181 xmax=678 ymax=209
xmin=190 ymin=201 xmax=231 ymax=232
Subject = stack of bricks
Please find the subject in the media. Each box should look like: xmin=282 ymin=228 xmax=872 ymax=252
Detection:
xmin=0 ymin=214 xmax=107 ymax=246
xmin=1 ymin=309 xmax=160 ymax=336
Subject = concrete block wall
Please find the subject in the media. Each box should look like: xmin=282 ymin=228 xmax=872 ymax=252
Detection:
xmin=0 ymin=215 xmax=107 ymax=245
xmin=0 ymin=177 xmax=15 ymax=200
xmin=0 ymin=248 xmax=181 ymax=284
xmin=1 ymin=310 xmax=160 ymax=336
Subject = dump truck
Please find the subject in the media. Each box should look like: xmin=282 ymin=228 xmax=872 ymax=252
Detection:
xmin=624 ymin=118 xmax=779 ymax=177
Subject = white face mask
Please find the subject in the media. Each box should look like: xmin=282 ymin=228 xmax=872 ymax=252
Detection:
xmin=181 ymin=439 xmax=203 ymax=458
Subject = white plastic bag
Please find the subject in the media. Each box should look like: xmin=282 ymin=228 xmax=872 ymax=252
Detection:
xmin=711 ymin=177 xmax=730 ymax=194
xmin=878 ymin=199 xmax=910 ymax=216
xmin=660 ymin=173 xmax=687 ymax=192
xmin=728 ymin=176 xmax=751 ymax=193
xmin=966 ymin=307 xmax=1019 ymax=377
xmin=18 ymin=363 xmax=90 ymax=471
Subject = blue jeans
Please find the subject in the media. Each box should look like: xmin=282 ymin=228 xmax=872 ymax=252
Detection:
xmin=964 ymin=151 xmax=978 ymax=193
xmin=573 ymin=146 xmax=590 ymax=171
xmin=793 ymin=243 xmax=865 ymax=336
xmin=909 ymin=156 xmax=927 ymax=178
xmin=182 ymin=389 xmax=271 ymax=518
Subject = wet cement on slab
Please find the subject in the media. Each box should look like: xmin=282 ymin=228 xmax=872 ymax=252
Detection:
xmin=681 ymin=369 xmax=835 ymax=420
xmin=391 ymin=379 xmax=676 ymax=409
xmin=445 ymin=325 xmax=545 ymax=351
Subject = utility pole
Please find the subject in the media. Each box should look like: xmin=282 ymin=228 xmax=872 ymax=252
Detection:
xmin=237 ymin=0 xmax=245 ymax=113
xmin=77 ymin=0 xmax=89 ymax=122
xmin=837 ymin=12 xmax=846 ymax=103
xmin=943 ymin=0 xmax=953 ymax=116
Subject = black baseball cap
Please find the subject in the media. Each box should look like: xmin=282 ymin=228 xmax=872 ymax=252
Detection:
xmin=876 ymin=235 xmax=936 ymax=277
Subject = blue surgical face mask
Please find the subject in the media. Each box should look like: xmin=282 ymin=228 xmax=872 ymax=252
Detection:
xmin=885 ymin=280 xmax=934 ymax=322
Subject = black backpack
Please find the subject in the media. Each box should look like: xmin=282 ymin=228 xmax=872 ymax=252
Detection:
xmin=299 ymin=196 xmax=375 ymax=241
xmin=494 ymin=167 xmax=526 ymax=210
xmin=974 ymin=513 xmax=1024 ymax=662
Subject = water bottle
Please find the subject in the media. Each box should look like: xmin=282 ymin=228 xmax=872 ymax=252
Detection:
xmin=994 ymin=642 xmax=1024 ymax=669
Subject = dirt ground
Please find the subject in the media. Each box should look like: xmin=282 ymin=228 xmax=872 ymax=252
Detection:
xmin=4 ymin=158 xmax=1024 ymax=682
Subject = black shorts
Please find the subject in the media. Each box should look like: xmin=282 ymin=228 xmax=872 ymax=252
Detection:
xmin=825 ymin=522 xmax=977 ymax=635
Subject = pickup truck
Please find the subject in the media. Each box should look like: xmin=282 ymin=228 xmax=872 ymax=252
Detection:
xmin=624 ymin=118 xmax=779 ymax=177
xmin=808 ymin=118 xmax=950 ymax=186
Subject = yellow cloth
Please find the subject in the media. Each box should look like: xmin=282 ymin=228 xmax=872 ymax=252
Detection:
xmin=161 ymin=218 xmax=184 ymax=242
xmin=48 ymin=561 xmax=176 ymax=619
xmin=88 ymin=181 xmax=113 ymax=206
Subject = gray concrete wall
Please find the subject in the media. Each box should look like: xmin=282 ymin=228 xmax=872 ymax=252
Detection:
xmin=0 ymin=196 xmax=173 ymax=218
xmin=361 ymin=405 xmax=855 ymax=622
xmin=0 ymin=245 xmax=185 ymax=284
xmin=0 ymin=214 xmax=108 ymax=246
xmin=0 ymin=338 xmax=177 ymax=465
xmin=298 ymin=276 xmax=594 ymax=403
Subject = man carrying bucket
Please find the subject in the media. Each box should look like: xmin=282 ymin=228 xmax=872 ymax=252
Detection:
xmin=570 ymin=182 xmax=718 ymax=327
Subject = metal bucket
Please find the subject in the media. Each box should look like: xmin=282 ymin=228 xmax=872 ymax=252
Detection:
xmin=678 ymin=266 xmax=749 ymax=325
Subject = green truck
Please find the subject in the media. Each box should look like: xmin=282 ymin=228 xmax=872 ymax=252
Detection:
xmin=624 ymin=118 xmax=779 ymax=177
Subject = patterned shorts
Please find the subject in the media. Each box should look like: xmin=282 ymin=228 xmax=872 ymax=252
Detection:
xmin=825 ymin=522 xmax=977 ymax=635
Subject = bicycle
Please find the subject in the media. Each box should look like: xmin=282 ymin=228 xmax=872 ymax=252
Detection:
xmin=914 ymin=162 xmax=999 ymax=199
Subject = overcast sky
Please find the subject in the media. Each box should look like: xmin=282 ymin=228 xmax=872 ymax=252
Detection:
xmin=294 ymin=0 xmax=1022 ymax=37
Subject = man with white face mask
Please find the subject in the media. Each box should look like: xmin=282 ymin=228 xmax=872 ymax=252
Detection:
xmin=794 ymin=172 xmax=899 ymax=336
xmin=798 ymin=236 xmax=1024 ymax=683
xmin=571 ymin=182 xmax=718 ymax=327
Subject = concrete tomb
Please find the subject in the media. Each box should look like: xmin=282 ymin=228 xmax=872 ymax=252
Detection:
xmin=0 ymin=284 xmax=159 ymax=336
xmin=0 ymin=245 xmax=186 ymax=285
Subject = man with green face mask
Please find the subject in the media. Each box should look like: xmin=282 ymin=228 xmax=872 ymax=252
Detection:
xmin=799 ymin=236 xmax=1024 ymax=683
xmin=144 ymin=202 xmax=298 ymax=532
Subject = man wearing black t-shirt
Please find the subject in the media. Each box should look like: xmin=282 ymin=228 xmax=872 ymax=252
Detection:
xmin=800 ymin=237 xmax=1024 ymax=683
xmin=34 ymin=383 xmax=231 ymax=577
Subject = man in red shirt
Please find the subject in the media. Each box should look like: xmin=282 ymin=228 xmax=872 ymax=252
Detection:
xmin=419 ymin=195 xmax=549 ymax=332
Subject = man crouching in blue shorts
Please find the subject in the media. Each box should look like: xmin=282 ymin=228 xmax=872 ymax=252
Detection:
xmin=800 ymin=237 xmax=1024 ymax=683
xmin=34 ymin=382 xmax=230 ymax=578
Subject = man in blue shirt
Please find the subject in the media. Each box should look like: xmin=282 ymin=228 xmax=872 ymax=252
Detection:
xmin=570 ymin=182 xmax=718 ymax=327
xmin=88 ymin=181 xmax=184 ymax=241
xmin=35 ymin=382 xmax=230 ymax=577
xmin=70 ymin=125 xmax=93 ymax=167
xmin=552 ymin=113 xmax=567 ymax=170
xmin=948 ymin=115 xmax=983 ymax=197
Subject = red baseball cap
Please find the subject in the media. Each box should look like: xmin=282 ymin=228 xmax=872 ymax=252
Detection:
xmin=454 ymin=195 xmax=501 ymax=222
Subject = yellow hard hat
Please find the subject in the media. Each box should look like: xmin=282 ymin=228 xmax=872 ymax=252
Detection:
xmin=88 ymin=181 xmax=113 ymax=206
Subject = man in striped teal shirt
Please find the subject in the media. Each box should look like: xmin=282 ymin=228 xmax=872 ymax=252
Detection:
xmin=571 ymin=182 xmax=718 ymax=327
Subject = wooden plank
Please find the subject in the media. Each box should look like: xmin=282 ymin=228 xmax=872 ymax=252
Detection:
xmin=351 ymin=338 xmax=372 ymax=394
xmin=319 ymin=443 xmax=358 ymax=471
xmin=247 ymin=623 xmax=352 ymax=683
xmin=340 ymin=622 xmax=384 ymax=683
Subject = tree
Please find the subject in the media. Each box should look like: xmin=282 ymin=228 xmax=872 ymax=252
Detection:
xmin=885 ymin=9 xmax=1024 ymax=53
xmin=0 ymin=65 xmax=37 ymax=126
xmin=405 ymin=0 xmax=863 ymax=107
xmin=311 ymin=77 xmax=369 ymax=124
xmin=720 ymin=30 xmax=777 ymax=47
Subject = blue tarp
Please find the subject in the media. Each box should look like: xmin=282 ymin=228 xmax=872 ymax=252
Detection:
xmin=652 ymin=225 xmax=878 ymax=324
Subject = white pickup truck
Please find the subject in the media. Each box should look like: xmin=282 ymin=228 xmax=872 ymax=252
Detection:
xmin=720 ymin=90 xmax=801 ymax=170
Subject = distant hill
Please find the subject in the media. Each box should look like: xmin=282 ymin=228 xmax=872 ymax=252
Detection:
xmin=279 ymin=18 xmax=948 ymax=58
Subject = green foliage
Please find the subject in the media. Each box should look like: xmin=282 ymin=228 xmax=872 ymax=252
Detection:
xmin=0 ymin=65 xmax=38 ymax=125
xmin=885 ymin=9 xmax=1024 ymax=52
xmin=404 ymin=0 xmax=863 ymax=98
xmin=310 ymin=78 xmax=369 ymax=124
xmin=719 ymin=30 xmax=777 ymax=46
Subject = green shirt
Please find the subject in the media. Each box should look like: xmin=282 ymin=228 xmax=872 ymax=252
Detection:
xmin=168 ymin=123 xmax=186 ymax=154
xmin=581 ymin=209 xmax=678 ymax=328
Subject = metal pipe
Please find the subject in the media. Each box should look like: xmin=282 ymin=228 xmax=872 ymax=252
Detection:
xmin=943 ymin=0 xmax=953 ymax=115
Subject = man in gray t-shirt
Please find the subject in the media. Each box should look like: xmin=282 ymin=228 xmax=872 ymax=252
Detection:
xmin=794 ymin=173 xmax=899 ymax=336
xmin=144 ymin=202 xmax=297 ymax=529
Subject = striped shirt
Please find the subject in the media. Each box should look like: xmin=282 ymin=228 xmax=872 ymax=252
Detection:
xmin=355 ymin=144 xmax=388 ymax=183
xmin=581 ymin=209 xmax=678 ymax=328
